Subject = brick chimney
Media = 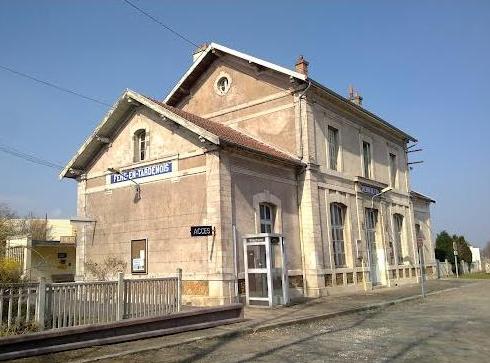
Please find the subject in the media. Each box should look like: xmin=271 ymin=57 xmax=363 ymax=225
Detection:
xmin=348 ymin=84 xmax=363 ymax=106
xmin=295 ymin=55 xmax=309 ymax=76
xmin=192 ymin=43 xmax=209 ymax=62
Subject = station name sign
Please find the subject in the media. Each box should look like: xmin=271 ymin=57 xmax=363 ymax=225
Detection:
xmin=110 ymin=161 xmax=172 ymax=184
xmin=359 ymin=184 xmax=381 ymax=196
xmin=190 ymin=226 xmax=213 ymax=237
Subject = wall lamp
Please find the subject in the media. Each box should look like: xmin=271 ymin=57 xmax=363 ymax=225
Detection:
xmin=107 ymin=167 xmax=141 ymax=201
xmin=371 ymin=186 xmax=392 ymax=208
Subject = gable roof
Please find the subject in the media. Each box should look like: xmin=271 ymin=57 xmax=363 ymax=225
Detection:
xmin=60 ymin=89 xmax=302 ymax=179
xmin=164 ymin=42 xmax=417 ymax=143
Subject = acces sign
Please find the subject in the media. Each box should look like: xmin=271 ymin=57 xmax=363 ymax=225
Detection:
xmin=190 ymin=226 xmax=213 ymax=237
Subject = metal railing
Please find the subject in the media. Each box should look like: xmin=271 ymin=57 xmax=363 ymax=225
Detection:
xmin=0 ymin=283 xmax=39 ymax=329
xmin=0 ymin=269 xmax=182 ymax=332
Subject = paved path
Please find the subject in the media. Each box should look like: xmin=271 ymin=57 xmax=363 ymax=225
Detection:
xmin=12 ymin=279 xmax=479 ymax=363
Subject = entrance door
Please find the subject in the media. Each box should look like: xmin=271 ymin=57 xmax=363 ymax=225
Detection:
xmin=243 ymin=234 xmax=289 ymax=307
xmin=365 ymin=208 xmax=382 ymax=285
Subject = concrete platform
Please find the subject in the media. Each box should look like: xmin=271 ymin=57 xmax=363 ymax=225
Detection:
xmin=7 ymin=280 xmax=472 ymax=363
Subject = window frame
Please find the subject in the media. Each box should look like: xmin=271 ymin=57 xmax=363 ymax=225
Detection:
xmin=364 ymin=208 xmax=378 ymax=251
xmin=134 ymin=129 xmax=147 ymax=162
xmin=362 ymin=141 xmax=372 ymax=179
xmin=327 ymin=126 xmax=340 ymax=171
xmin=214 ymin=72 xmax=232 ymax=96
xmin=330 ymin=202 xmax=346 ymax=267
xmin=393 ymin=214 xmax=404 ymax=265
xmin=259 ymin=203 xmax=274 ymax=234
xmin=389 ymin=152 xmax=397 ymax=188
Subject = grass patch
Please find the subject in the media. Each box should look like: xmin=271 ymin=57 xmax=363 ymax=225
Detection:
xmin=460 ymin=272 xmax=490 ymax=279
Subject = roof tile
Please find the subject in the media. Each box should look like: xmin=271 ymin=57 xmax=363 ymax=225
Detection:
xmin=145 ymin=96 xmax=303 ymax=165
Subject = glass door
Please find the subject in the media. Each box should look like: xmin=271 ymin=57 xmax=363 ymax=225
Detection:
xmin=243 ymin=234 xmax=289 ymax=307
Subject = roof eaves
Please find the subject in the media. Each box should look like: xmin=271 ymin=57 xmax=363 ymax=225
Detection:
xmin=163 ymin=42 xmax=306 ymax=104
xmin=221 ymin=141 xmax=304 ymax=167
xmin=410 ymin=190 xmax=436 ymax=203
xmin=59 ymin=89 xmax=133 ymax=179
xmin=60 ymin=90 xmax=221 ymax=179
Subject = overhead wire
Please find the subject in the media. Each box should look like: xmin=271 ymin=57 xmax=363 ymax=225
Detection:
xmin=0 ymin=64 xmax=112 ymax=107
xmin=121 ymin=0 xmax=199 ymax=48
xmin=0 ymin=0 xmax=202 ymax=171
xmin=0 ymin=142 xmax=64 ymax=170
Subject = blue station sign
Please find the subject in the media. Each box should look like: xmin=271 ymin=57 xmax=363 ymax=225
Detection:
xmin=110 ymin=161 xmax=172 ymax=184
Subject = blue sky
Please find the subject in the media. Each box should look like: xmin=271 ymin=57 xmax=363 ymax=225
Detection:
xmin=0 ymin=1 xmax=488 ymax=247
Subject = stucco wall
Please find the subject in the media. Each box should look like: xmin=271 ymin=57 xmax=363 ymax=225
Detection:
xmin=79 ymin=107 xmax=212 ymax=280
xmin=178 ymin=55 xmax=298 ymax=155
xmin=413 ymin=198 xmax=436 ymax=265
xmin=83 ymin=173 xmax=208 ymax=277
xmin=29 ymin=244 xmax=76 ymax=282
xmin=310 ymin=98 xmax=409 ymax=192
xmin=229 ymin=154 xmax=302 ymax=276
xmin=87 ymin=107 xmax=203 ymax=177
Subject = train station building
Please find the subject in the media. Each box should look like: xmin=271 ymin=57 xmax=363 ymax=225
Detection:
xmin=61 ymin=43 xmax=436 ymax=306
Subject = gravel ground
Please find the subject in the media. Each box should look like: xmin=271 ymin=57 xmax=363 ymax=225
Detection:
xmin=98 ymin=280 xmax=490 ymax=363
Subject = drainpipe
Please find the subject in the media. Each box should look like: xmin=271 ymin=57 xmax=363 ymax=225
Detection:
xmin=295 ymin=80 xmax=311 ymax=296
xmin=297 ymin=81 xmax=312 ymax=160
xmin=296 ymin=166 xmax=308 ymax=297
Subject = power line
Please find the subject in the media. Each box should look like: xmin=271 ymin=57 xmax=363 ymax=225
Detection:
xmin=0 ymin=64 xmax=112 ymax=107
xmin=122 ymin=0 xmax=199 ymax=48
xmin=0 ymin=142 xmax=64 ymax=170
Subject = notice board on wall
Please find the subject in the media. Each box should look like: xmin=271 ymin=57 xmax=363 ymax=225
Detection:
xmin=131 ymin=239 xmax=147 ymax=273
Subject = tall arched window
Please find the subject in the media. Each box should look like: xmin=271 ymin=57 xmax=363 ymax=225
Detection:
xmin=330 ymin=203 xmax=346 ymax=267
xmin=393 ymin=214 xmax=404 ymax=264
xmin=259 ymin=203 xmax=274 ymax=233
xmin=134 ymin=129 xmax=146 ymax=162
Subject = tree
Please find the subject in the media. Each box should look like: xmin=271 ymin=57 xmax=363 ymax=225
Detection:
xmin=15 ymin=214 xmax=51 ymax=241
xmin=453 ymin=235 xmax=472 ymax=266
xmin=435 ymin=230 xmax=453 ymax=262
xmin=435 ymin=231 xmax=473 ymax=273
xmin=483 ymin=241 xmax=490 ymax=259
xmin=0 ymin=258 xmax=23 ymax=283
xmin=85 ymin=257 xmax=127 ymax=281
xmin=0 ymin=203 xmax=17 ymax=256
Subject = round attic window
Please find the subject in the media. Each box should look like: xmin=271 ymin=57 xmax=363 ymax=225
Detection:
xmin=215 ymin=74 xmax=231 ymax=95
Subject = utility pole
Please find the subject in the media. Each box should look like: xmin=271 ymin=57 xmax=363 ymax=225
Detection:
xmin=417 ymin=237 xmax=426 ymax=298
xmin=453 ymin=241 xmax=459 ymax=278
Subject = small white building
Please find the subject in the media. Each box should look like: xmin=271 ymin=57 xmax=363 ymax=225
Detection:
xmin=469 ymin=245 xmax=482 ymax=272
xmin=5 ymin=219 xmax=77 ymax=282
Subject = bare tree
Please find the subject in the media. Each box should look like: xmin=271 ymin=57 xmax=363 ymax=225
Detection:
xmin=85 ymin=257 xmax=127 ymax=281
xmin=0 ymin=203 xmax=17 ymax=256
xmin=15 ymin=214 xmax=52 ymax=241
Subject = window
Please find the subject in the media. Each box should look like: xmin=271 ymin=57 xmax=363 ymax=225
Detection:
xmin=134 ymin=129 xmax=147 ymax=162
xmin=389 ymin=153 xmax=397 ymax=187
xmin=216 ymin=76 xmax=231 ymax=95
xmin=393 ymin=214 xmax=404 ymax=264
xmin=362 ymin=141 xmax=371 ymax=179
xmin=365 ymin=208 xmax=378 ymax=251
xmin=328 ymin=126 xmax=339 ymax=171
xmin=330 ymin=203 xmax=346 ymax=267
xmin=131 ymin=239 xmax=147 ymax=274
xmin=259 ymin=203 xmax=274 ymax=233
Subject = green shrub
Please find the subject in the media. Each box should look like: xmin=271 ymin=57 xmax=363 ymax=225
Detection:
xmin=0 ymin=320 xmax=39 ymax=337
xmin=0 ymin=258 xmax=23 ymax=283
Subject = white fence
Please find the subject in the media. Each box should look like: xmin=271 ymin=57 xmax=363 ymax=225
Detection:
xmin=0 ymin=269 xmax=181 ymax=331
